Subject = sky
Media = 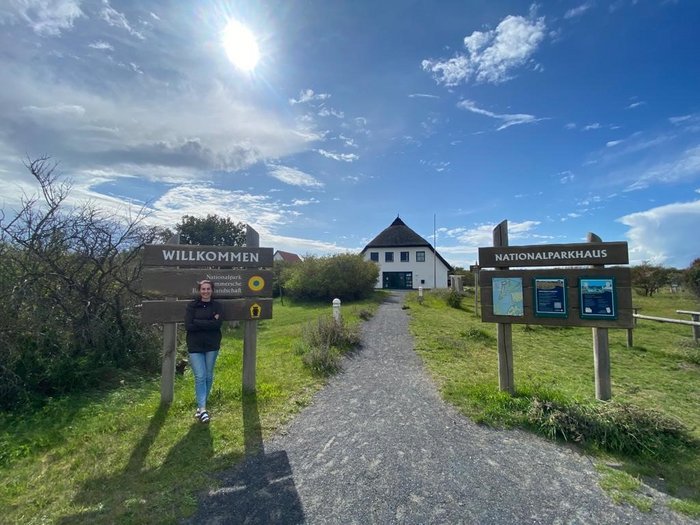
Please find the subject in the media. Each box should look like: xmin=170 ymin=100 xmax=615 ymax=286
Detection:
xmin=1 ymin=0 xmax=699 ymax=269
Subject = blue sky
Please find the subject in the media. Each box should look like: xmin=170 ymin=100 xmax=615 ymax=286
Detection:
xmin=1 ymin=0 xmax=699 ymax=269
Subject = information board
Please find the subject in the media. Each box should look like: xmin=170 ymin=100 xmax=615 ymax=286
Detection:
xmin=533 ymin=278 xmax=567 ymax=317
xmin=579 ymin=277 xmax=617 ymax=320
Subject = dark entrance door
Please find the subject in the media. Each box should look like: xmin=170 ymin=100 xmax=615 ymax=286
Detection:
xmin=382 ymin=272 xmax=413 ymax=289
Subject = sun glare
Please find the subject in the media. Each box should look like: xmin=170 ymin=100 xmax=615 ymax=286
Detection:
xmin=222 ymin=19 xmax=260 ymax=71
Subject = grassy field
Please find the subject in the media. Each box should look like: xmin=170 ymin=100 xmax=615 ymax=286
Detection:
xmin=406 ymin=288 xmax=700 ymax=516
xmin=0 ymin=295 xmax=383 ymax=525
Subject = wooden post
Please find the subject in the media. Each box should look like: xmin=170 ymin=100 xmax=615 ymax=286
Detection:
xmin=588 ymin=232 xmax=612 ymax=401
xmin=494 ymin=221 xmax=514 ymax=394
xmin=160 ymin=233 xmax=180 ymax=404
xmin=627 ymin=307 xmax=638 ymax=348
xmin=242 ymin=225 xmax=259 ymax=394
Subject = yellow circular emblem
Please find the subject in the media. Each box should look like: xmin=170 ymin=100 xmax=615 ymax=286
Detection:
xmin=248 ymin=275 xmax=265 ymax=292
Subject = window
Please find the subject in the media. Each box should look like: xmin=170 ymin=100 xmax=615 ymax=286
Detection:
xmin=400 ymin=251 xmax=409 ymax=262
xmin=385 ymin=252 xmax=394 ymax=262
xmin=416 ymin=251 xmax=426 ymax=262
xmin=370 ymin=252 xmax=379 ymax=262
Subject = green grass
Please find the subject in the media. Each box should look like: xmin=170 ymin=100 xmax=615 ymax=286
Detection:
xmin=0 ymin=294 xmax=383 ymax=525
xmin=407 ymin=288 xmax=700 ymax=517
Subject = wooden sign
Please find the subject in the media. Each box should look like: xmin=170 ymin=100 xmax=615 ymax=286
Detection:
xmin=141 ymin=268 xmax=273 ymax=298
xmin=479 ymin=267 xmax=633 ymax=328
xmin=141 ymin=298 xmax=273 ymax=323
xmin=143 ymin=245 xmax=273 ymax=268
xmin=478 ymin=242 xmax=629 ymax=268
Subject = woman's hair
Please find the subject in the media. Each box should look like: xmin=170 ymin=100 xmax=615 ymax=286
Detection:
xmin=198 ymin=279 xmax=215 ymax=292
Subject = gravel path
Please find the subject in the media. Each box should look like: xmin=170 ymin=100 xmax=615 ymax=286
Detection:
xmin=188 ymin=292 xmax=694 ymax=524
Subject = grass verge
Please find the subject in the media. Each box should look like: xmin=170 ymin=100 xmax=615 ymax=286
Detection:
xmin=0 ymin=294 xmax=383 ymax=524
xmin=407 ymin=288 xmax=700 ymax=518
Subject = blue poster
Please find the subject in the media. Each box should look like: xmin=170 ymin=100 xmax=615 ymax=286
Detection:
xmin=534 ymin=278 xmax=567 ymax=317
xmin=579 ymin=278 xmax=616 ymax=319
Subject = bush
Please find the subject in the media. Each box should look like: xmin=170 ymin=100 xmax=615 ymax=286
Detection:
xmin=294 ymin=316 xmax=361 ymax=376
xmin=0 ymin=157 xmax=162 ymax=409
xmin=446 ymin=290 xmax=464 ymax=309
xmin=527 ymin=398 xmax=696 ymax=459
xmin=284 ymin=253 xmax=379 ymax=301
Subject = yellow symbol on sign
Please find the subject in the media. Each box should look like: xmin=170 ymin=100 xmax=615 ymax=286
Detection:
xmin=248 ymin=275 xmax=265 ymax=292
xmin=250 ymin=303 xmax=262 ymax=319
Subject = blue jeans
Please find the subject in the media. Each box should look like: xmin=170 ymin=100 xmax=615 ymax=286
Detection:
xmin=189 ymin=351 xmax=219 ymax=409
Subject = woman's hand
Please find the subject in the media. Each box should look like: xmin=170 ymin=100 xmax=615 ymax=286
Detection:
xmin=214 ymin=313 xmax=220 ymax=320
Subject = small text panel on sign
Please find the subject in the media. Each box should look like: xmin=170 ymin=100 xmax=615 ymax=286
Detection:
xmin=141 ymin=298 xmax=273 ymax=323
xmin=142 ymin=268 xmax=273 ymax=299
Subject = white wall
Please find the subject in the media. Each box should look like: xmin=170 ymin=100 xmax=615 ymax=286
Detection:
xmin=363 ymin=247 xmax=450 ymax=289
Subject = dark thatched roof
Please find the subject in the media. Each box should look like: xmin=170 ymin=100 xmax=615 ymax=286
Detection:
xmin=363 ymin=217 xmax=431 ymax=248
xmin=362 ymin=217 xmax=453 ymax=271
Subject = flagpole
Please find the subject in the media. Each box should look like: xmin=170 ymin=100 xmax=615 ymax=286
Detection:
xmin=433 ymin=213 xmax=437 ymax=289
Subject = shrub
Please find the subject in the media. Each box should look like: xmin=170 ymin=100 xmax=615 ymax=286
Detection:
xmin=527 ymin=398 xmax=695 ymax=459
xmin=294 ymin=316 xmax=361 ymax=376
xmin=0 ymin=157 xmax=162 ymax=409
xmin=284 ymin=254 xmax=379 ymax=301
xmin=446 ymin=290 xmax=464 ymax=309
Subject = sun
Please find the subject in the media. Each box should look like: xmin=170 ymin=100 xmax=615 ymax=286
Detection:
xmin=222 ymin=19 xmax=260 ymax=71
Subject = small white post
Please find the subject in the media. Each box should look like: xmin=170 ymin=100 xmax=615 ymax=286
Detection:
xmin=418 ymin=286 xmax=424 ymax=305
xmin=332 ymin=298 xmax=341 ymax=323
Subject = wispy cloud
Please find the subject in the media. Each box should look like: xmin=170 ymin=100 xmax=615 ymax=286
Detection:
xmin=564 ymin=3 xmax=594 ymax=19
xmin=100 ymin=1 xmax=145 ymax=40
xmin=626 ymin=101 xmax=646 ymax=109
xmin=584 ymin=122 xmax=602 ymax=130
xmin=606 ymin=140 xmax=624 ymax=147
xmin=88 ymin=41 xmax=114 ymax=51
xmin=422 ymin=10 xmax=546 ymax=85
xmin=2 ymin=0 xmax=83 ymax=36
xmin=315 ymin=149 xmax=359 ymax=162
xmin=267 ymin=165 xmax=324 ymax=188
xmin=408 ymin=93 xmax=439 ymax=99
xmin=289 ymin=89 xmax=331 ymax=105
xmin=624 ymin=144 xmax=700 ymax=191
xmin=457 ymin=100 xmax=542 ymax=130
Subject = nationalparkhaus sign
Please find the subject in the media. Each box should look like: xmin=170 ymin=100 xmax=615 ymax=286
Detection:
xmin=143 ymin=245 xmax=274 ymax=268
xmin=478 ymin=241 xmax=628 ymax=268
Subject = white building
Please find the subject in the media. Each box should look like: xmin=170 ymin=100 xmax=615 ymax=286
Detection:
xmin=361 ymin=217 xmax=452 ymax=289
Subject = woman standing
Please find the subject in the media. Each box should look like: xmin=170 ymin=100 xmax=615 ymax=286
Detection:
xmin=185 ymin=280 xmax=223 ymax=423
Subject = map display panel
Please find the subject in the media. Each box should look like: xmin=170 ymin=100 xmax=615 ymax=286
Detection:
xmin=492 ymin=277 xmax=524 ymax=316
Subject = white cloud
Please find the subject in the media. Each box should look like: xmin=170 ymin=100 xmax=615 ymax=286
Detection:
xmin=564 ymin=3 xmax=593 ymax=19
xmin=626 ymin=101 xmax=646 ymax=109
xmin=21 ymin=103 xmax=86 ymax=117
xmin=267 ymin=165 xmax=324 ymax=188
xmin=2 ymin=0 xmax=83 ymax=36
xmin=88 ymin=40 xmax=114 ymax=51
xmin=100 ymin=1 xmax=144 ymax=40
xmin=289 ymin=89 xmax=330 ymax=105
xmin=606 ymin=140 xmax=623 ymax=147
xmin=318 ymin=107 xmax=345 ymax=118
xmin=315 ymin=149 xmax=359 ymax=162
xmin=408 ymin=93 xmax=439 ymax=99
xmin=457 ymin=100 xmax=542 ymax=131
xmin=559 ymin=171 xmax=575 ymax=184
xmin=422 ymin=12 xmax=546 ymax=85
xmin=624 ymin=144 xmax=700 ymax=191
xmin=445 ymin=220 xmax=541 ymax=247
xmin=584 ymin=122 xmax=602 ymax=130
xmin=618 ymin=198 xmax=700 ymax=267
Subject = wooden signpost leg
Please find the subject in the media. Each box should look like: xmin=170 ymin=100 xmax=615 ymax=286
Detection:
xmin=494 ymin=220 xmax=515 ymax=394
xmin=243 ymin=225 xmax=259 ymax=394
xmin=588 ymin=232 xmax=612 ymax=401
xmin=161 ymin=323 xmax=177 ymax=403
xmin=593 ymin=327 xmax=611 ymax=400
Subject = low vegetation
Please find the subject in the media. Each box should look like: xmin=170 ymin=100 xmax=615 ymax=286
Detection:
xmin=407 ymin=288 xmax=700 ymax=516
xmin=294 ymin=315 xmax=363 ymax=375
xmin=0 ymin=295 xmax=383 ymax=524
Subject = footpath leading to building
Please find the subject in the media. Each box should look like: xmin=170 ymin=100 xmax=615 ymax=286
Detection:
xmin=187 ymin=292 xmax=692 ymax=524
